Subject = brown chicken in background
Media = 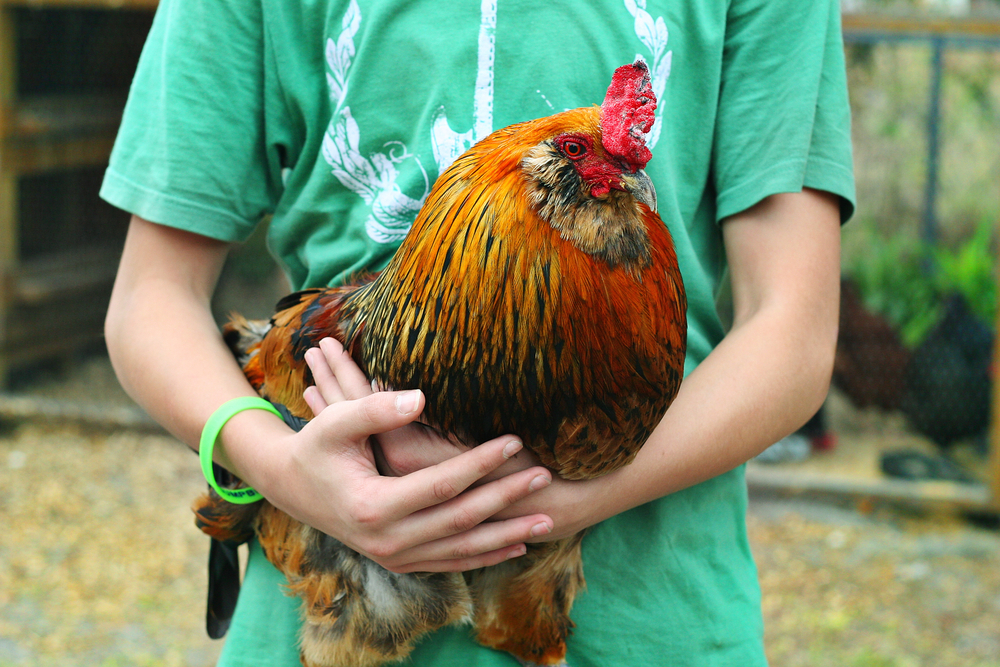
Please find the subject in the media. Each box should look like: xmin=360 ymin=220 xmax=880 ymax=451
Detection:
xmin=833 ymin=278 xmax=911 ymax=411
xmin=194 ymin=61 xmax=687 ymax=667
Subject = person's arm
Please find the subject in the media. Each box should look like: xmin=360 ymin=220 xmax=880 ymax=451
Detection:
xmin=504 ymin=187 xmax=842 ymax=538
xmin=105 ymin=215 xmax=554 ymax=572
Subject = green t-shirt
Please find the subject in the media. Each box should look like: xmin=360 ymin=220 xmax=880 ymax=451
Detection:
xmin=101 ymin=1 xmax=855 ymax=665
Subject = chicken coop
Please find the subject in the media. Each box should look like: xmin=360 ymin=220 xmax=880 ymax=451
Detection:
xmin=746 ymin=10 xmax=1000 ymax=515
xmin=0 ymin=0 xmax=155 ymax=382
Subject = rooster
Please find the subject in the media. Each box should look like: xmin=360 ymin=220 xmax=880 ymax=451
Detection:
xmin=194 ymin=60 xmax=687 ymax=667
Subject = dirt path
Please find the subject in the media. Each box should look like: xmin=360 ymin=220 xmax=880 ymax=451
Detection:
xmin=751 ymin=493 xmax=1000 ymax=667
xmin=0 ymin=422 xmax=222 ymax=666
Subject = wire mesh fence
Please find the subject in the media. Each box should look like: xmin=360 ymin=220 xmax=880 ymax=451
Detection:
xmin=754 ymin=13 xmax=1000 ymax=506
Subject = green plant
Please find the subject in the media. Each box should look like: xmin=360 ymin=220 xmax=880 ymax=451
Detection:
xmin=849 ymin=648 xmax=900 ymax=667
xmin=930 ymin=215 xmax=997 ymax=325
xmin=843 ymin=223 xmax=938 ymax=347
xmin=843 ymin=216 xmax=997 ymax=347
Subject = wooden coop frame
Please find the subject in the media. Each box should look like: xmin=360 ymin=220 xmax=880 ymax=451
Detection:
xmin=746 ymin=12 xmax=1000 ymax=514
xmin=0 ymin=0 xmax=156 ymax=382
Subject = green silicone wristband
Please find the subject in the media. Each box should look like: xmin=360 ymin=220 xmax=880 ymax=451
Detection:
xmin=199 ymin=396 xmax=281 ymax=504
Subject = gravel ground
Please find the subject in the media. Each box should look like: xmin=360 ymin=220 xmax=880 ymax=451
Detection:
xmin=751 ymin=494 xmax=1000 ymax=667
xmin=0 ymin=420 xmax=222 ymax=667
xmin=1 ymin=357 xmax=999 ymax=666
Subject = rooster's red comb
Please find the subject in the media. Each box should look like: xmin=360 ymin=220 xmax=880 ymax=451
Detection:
xmin=600 ymin=59 xmax=657 ymax=171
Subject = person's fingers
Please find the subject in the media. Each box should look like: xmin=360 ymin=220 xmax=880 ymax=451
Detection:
xmin=319 ymin=337 xmax=373 ymax=400
xmin=303 ymin=385 xmax=328 ymax=417
xmin=376 ymin=435 xmax=530 ymax=518
xmin=393 ymin=464 xmax=552 ymax=549
xmin=310 ymin=388 xmax=427 ymax=446
xmin=356 ymin=459 xmax=553 ymax=570
xmin=305 ymin=346 xmax=347 ymax=404
xmin=382 ymin=513 xmax=554 ymax=573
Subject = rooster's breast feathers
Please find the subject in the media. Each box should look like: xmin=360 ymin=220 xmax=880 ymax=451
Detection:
xmin=334 ymin=105 xmax=686 ymax=479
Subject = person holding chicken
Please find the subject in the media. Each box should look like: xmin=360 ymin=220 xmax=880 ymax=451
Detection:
xmin=102 ymin=1 xmax=855 ymax=665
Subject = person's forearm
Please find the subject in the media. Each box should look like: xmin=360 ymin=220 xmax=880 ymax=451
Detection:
xmin=601 ymin=302 xmax=833 ymax=512
xmin=104 ymin=277 xmax=293 ymax=489
xmin=104 ymin=217 xmax=290 ymax=480
xmin=519 ymin=305 xmax=835 ymax=540
xmin=517 ymin=189 xmax=842 ymax=538
xmin=107 ymin=278 xmax=254 ymax=447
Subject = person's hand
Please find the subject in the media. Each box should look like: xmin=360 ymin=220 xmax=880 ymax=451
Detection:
xmin=253 ymin=339 xmax=554 ymax=574
xmin=302 ymin=338 xmax=605 ymax=545
xmin=303 ymin=338 xmax=541 ymax=481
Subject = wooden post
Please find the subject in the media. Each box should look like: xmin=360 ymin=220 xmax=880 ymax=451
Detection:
xmin=0 ymin=4 xmax=18 ymax=385
xmin=921 ymin=38 xmax=944 ymax=247
xmin=991 ymin=219 xmax=1000 ymax=511
xmin=842 ymin=13 xmax=1000 ymax=40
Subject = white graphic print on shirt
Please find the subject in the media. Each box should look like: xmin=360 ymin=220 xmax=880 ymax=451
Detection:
xmin=321 ymin=0 xmax=670 ymax=244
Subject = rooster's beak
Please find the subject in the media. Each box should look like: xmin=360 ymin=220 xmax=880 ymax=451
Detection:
xmin=620 ymin=170 xmax=657 ymax=213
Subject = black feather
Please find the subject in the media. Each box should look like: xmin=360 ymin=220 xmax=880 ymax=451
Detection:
xmin=203 ymin=402 xmax=306 ymax=639
xmin=206 ymin=538 xmax=241 ymax=639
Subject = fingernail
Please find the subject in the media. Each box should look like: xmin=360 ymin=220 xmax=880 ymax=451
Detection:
xmin=502 ymin=440 xmax=523 ymax=459
xmin=320 ymin=337 xmax=342 ymax=354
xmin=395 ymin=390 xmax=421 ymax=414
xmin=505 ymin=545 xmax=527 ymax=560
xmin=528 ymin=474 xmax=550 ymax=492
xmin=530 ymin=522 xmax=552 ymax=537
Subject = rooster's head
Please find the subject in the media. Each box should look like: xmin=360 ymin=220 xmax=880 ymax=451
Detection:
xmin=518 ymin=59 xmax=660 ymax=267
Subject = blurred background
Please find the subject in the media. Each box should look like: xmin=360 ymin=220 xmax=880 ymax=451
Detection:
xmin=0 ymin=0 xmax=998 ymax=665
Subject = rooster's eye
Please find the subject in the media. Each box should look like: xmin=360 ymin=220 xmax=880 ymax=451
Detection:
xmin=562 ymin=141 xmax=586 ymax=159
